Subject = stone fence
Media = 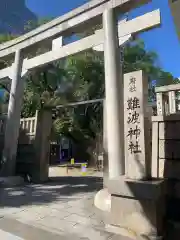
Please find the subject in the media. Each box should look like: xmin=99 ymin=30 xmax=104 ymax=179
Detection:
xmin=0 ymin=110 xmax=52 ymax=182
xmin=0 ymin=114 xmax=37 ymax=137
xmin=152 ymin=83 xmax=180 ymax=179
xmin=20 ymin=111 xmax=38 ymax=137
xmin=0 ymin=111 xmax=38 ymax=142
xmin=156 ymin=83 xmax=180 ymax=116
xmin=150 ymin=83 xmax=180 ymax=239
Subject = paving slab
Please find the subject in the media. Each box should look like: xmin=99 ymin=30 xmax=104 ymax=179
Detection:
xmin=0 ymin=228 xmax=24 ymax=239
xmin=0 ymin=176 xmax=131 ymax=239
xmin=0 ymin=217 xmax=77 ymax=240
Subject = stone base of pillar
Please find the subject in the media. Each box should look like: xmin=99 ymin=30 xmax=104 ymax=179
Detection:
xmin=95 ymin=176 xmax=165 ymax=240
xmin=94 ymin=188 xmax=111 ymax=213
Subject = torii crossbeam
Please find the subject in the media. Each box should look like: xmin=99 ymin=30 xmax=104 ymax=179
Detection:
xmin=0 ymin=9 xmax=160 ymax=79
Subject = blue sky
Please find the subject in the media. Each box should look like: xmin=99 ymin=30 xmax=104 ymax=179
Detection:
xmin=26 ymin=0 xmax=180 ymax=78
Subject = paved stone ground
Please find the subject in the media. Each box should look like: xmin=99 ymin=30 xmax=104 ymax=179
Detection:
xmin=0 ymin=175 xmax=130 ymax=240
xmin=49 ymin=165 xmax=103 ymax=177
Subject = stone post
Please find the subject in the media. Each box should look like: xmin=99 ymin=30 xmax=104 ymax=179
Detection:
xmin=106 ymin=71 xmax=165 ymax=240
xmin=168 ymin=91 xmax=176 ymax=114
xmin=32 ymin=109 xmax=52 ymax=183
xmin=124 ymin=70 xmax=151 ymax=180
xmin=156 ymin=93 xmax=165 ymax=116
xmin=103 ymin=8 xmax=125 ymax=178
xmin=2 ymin=49 xmax=24 ymax=176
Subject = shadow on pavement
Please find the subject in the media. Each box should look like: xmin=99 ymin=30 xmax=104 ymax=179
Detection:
xmin=0 ymin=176 xmax=103 ymax=208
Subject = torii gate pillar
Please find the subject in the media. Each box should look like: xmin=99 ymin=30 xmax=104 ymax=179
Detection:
xmin=103 ymin=7 xmax=125 ymax=178
xmin=2 ymin=50 xmax=24 ymax=176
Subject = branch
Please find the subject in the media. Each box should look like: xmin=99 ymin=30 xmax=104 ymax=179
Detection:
xmin=43 ymin=71 xmax=58 ymax=93
xmin=29 ymin=75 xmax=41 ymax=88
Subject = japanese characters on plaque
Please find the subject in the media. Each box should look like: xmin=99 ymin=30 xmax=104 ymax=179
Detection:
xmin=124 ymin=70 xmax=150 ymax=180
xmin=127 ymin=78 xmax=141 ymax=155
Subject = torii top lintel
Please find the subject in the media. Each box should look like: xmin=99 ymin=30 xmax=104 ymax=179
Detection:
xmin=0 ymin=0 xmax=150 ymax=59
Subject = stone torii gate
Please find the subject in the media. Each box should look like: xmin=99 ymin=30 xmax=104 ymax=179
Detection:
xmin=0 ymin=0 xmax=160 ymax=178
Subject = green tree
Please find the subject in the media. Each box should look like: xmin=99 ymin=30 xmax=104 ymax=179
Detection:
xmin=24 ymin=17 xmax=53 ymax=32
xmin=22 ymin=39 xmax=179 ymax=142
xmin=124 ymin=40 xmax=177 ymax=84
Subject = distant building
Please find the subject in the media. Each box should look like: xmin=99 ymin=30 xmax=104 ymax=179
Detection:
xmin=0 ymin=0 xmax=37 ymax=34
xmin=169 ymin=0 xmax=180 ymax=39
